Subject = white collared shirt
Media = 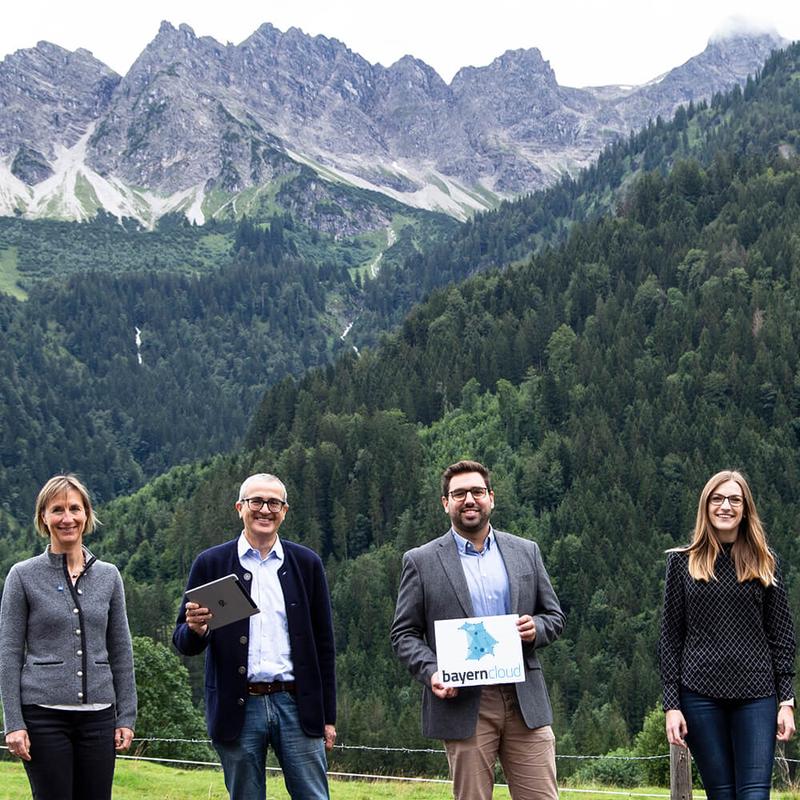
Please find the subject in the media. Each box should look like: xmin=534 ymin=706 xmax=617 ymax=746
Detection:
xmin=237 ymin=532 xmax=294 ymax=682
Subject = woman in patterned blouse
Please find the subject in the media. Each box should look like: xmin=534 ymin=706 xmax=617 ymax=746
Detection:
xmin=659 ymin=469 xmax=796 ymax=800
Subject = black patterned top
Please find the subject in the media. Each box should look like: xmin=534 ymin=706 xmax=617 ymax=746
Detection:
xmin=659 ymin=545 xmax=796 ymax=710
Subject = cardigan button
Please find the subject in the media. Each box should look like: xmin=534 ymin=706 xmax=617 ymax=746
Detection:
xmin=243 ymin=573 xmax=252 ymax=581
xmin=78 ymin=692 xmax=83 ymax=698
xmin=238 ymin=666 xmax=246 ymax=675
xmin=77 ymin=650 xmax=83 ymax=656
xmin=239 ymin=636 xmax=248 ymax=645
xmin=77 ymin=671 xmax=83 ymax=677
xmin=237 ymin=698 xmax=245 ymax=706
xmin=75 ymin=629 xmax=81 ymax=635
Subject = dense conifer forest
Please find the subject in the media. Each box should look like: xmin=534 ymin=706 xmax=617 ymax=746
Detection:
xmin=0 ymin=199 xmax=455 ymax=519
xmin=3 ymin=42 xmax=800 ymax=782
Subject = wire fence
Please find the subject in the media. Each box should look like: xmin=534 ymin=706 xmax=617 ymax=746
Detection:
xmin=94 ymin=736 xmax=676 ymax=760
xmin=3 ymin=734 xmax=799 ymax=795
xmin=0 ymin=739 xmax=675 ymax=796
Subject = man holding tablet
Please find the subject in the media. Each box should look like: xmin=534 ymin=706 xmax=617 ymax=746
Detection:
xmin=391 ymin=460 xmax=565 ymax=800
xmin=173 ymin=473 xmax=336 ymax=800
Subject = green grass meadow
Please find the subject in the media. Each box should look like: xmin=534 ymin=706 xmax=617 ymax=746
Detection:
xmin=0 ymin=759 xmax=711 ymax=800
xmin=0 ymin=246 xmax=26 ymax=299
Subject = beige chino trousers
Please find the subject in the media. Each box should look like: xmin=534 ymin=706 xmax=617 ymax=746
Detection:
xmin=444 ymin=685 xmax=558 ymax=800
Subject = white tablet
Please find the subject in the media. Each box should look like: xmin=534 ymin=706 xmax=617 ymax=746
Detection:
xmin=185 ymin=573 xmax=259 ymax=630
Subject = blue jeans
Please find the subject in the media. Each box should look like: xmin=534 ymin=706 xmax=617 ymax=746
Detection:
xmin=681 ymin=689 xmax=777 ymax=800
xmin=213 ymin=692 xmax=329 ymax=800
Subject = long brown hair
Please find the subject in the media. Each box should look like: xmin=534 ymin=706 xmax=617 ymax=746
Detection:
xmin=677 ymin=470 xmax=775 ymax=585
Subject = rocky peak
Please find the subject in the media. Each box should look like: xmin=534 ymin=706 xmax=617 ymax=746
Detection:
xmin=0 ymin=21 xmax=789 ymax=222
xmin=0 ymin=42 xmax=119 ymax=158
xmin=241 ymin=22 xmax=370 ymax=77
xmin=235 ymin=23 xmax=380 ymax=153
xmin=385 ymin=55 xmax=450 ymax=96
xmin=694 ymin=29 xmax=786 ymax=75
xmin=371 ymin=55 xmax=457 ymax=162
xmin=452 ymin=47 xmax=557 ymax=91
xmin=607 ymin=30 xmax=787 ymax=131
xmin=122 ymin=20 xmax=233 ymax=93
xmin=451 ymin=47 xmax=566 ymax=129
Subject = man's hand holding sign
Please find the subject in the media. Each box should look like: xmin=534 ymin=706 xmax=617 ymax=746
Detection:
xmin=391 ymin=460 xmax=565 ymax=800
xmin=434 ymin=613 xmax=526 ymax=694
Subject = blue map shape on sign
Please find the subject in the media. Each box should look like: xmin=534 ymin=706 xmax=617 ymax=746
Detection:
xmin=459 ymin=621 xmax=499 ymax=661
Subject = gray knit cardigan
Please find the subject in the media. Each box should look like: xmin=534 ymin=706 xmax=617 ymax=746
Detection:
xmin=0 ymin=546 xmax=137 ymax=733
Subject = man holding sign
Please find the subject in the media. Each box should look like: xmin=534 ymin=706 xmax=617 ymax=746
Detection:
xmin=391 ymin=460 xmax=565 ymax=800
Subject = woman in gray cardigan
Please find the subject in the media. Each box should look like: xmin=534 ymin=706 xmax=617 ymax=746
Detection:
xmin=0 ymin=474 xmax=137 ymax=800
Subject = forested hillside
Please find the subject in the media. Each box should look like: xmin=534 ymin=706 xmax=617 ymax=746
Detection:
xmin=3 ymin=42 xmax=791 ymax=526
xmin=4 ymin=42 xmax=800 ymax=781
xmin=0 ymin=193 xmax=456 ymax=523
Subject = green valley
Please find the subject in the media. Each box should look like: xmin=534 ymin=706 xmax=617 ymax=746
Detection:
xmin=4 ymin=41 xmax=800 ymax=789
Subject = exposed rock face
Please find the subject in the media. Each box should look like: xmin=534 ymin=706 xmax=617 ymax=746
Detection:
xmin=11 ymin=145 xmax=53 ymax=184
xmin=447 ymin=49 xmax=606 ymax=191
xmin=372 ymin=55 xmax=454 ymax=162
xmin=0 ymin=42 xmax=119 ymax=159
xmin=0 ymin=22 xmax=787 ymax=222
xmin=590 ymin=33 xmax=785 ymax=131
xmin=275 ymin=169 xmax=393 ymax=237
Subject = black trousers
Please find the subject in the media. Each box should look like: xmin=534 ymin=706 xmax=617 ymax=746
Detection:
xmin=21 ymin=704 xmax=117 ymax=800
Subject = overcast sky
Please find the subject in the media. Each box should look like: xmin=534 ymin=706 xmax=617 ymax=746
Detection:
xmin=2 ymin=1 xmax=800 ymax=87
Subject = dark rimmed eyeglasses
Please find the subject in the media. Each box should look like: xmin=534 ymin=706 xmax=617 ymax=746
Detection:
xmin=709 ymin=493 xmax=744 ymax=508
xmin=448 ymin=486 xmax=489 ymax=502
xmin=242 ymin=497 xmax=287 ymax=513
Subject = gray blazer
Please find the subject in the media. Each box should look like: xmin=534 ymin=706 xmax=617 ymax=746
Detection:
xmin=391 ymin=529 xmax=565 ymax=740
xmin=0 ymin=546 xmax=137 ymax=733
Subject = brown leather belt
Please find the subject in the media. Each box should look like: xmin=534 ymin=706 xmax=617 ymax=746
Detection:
xmin=248 ymin=680 xmax=296 ymax=695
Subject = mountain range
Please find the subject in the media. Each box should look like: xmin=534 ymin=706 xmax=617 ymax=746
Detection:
xmin=0 ymin=21 xmax=786 ymax=224
xmin=4 ymin=26 xmax=800 ymax=777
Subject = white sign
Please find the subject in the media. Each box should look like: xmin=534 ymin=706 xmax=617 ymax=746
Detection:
xmin=435 ymin=614 xmax=525 ymax=687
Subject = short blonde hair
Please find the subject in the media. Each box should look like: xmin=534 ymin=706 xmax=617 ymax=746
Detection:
xmin=34 ymin=474 xmax=99 ymax=537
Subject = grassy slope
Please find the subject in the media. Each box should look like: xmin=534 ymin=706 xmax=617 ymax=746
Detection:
xmin=0 ymin=246 xmax=26 ymax=299
xmin=0 ymin=760 xmax=487 ymax=799
xmin=6 ymin=760 xmax=782 ymax=799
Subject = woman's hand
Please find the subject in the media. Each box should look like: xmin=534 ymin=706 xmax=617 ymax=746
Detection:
xmin=665 ymin=709 xmax=688 ymax=747
xmin=115 ymin=727 xmax=134 ymax=751
xmin=777 ymin=705 xmax=795 ymax=741
xmin=5 ymin=729 xmax=31 ymax=761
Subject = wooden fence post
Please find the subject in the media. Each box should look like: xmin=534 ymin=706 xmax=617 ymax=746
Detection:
xmin=670 ymin=744 xmax=692 ymax=800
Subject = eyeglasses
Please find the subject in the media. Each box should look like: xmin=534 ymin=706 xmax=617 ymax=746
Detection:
xmin=242 ymin=497 xmax=287 ymax=513
xmin=708 ymin=493 xmax=744 ymax=508
xmin=448 ymin=487 xmax=489 ymax=501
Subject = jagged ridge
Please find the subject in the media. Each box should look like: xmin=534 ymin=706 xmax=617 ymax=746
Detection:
xmin=0 ymin=22 xmax=787 ymax=224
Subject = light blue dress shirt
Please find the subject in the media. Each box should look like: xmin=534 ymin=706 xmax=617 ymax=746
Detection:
xmin=451 ymin=527 xmax=511 ymax=617
xmin=238 ymin=532 xmax=294 ymax=682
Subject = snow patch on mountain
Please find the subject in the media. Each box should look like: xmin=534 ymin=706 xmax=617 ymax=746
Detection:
xmin=286 ymin=149 xmax=497 ymax=220
xmin=0 ymin=159 xmax=30 ymax=215
xmin=0 ymin=124 xmax=208 ymax=227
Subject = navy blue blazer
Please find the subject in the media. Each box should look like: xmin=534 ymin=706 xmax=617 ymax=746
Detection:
xmin=173 ymin=537 xmax=336 ymax=742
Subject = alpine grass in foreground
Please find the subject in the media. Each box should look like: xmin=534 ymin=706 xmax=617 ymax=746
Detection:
xmin=1 ymin=758 xmax=723 ymax=799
